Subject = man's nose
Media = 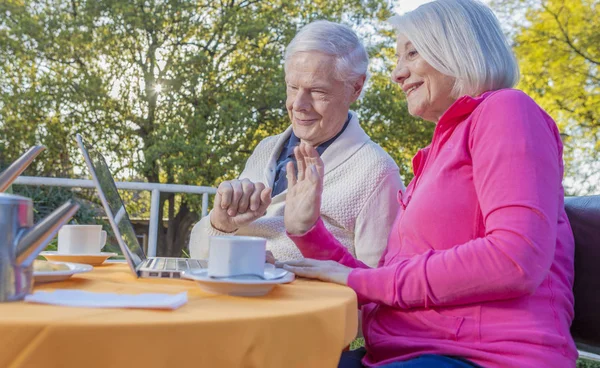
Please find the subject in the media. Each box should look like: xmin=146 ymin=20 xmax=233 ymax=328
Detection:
xmin=292 ymin=89 xmax=311 ymax=111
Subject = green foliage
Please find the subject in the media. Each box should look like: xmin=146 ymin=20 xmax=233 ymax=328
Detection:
xmin=348 ymin=25 xmax=433 ymax=184
xmin=2 ymin=0 xmax=421 ymax=255
xmin=10 ymin=185 xmax=103 ymax=251
xmin=578 ymin=359 xmax=600 ymax=368
xmin=492 ymin=0 xmax=600 ymax=194
xmin=350 ymin=337 xmax=600 ymax=367
xmin=349 ymin=337 xmax=365 ymax=351
xmin=358 ymin=79 xmax=432 ymax=184
xmin=1 ymin=0 xmax=393 ymax=188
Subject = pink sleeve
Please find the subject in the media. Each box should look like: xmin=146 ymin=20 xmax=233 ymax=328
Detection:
xmin=287 ymin=218 xmax=371 ymax=269
xmin=348 ymin=90 xmax=562 ymax=308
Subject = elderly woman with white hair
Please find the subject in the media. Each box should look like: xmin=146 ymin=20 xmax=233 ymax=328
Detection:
xmin=278 ymin=1 xmax=577 ymax=367
xmin=189 ymin=20 xmax=404 ymax=267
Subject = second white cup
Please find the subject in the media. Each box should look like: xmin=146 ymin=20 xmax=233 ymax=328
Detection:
xmin=208 ymin=236 xmax=266 ymax=278
xmin=58 ymin=225 xmax=107 ymax=254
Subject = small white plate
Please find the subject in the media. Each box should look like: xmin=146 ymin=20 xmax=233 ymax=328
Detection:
xmin=40 ymin=251 xmax=119 ymax=266
xmin=34 ymin=262 xmax=93 ymax=283
xmin=183 ymin=268 xmax=295 ymax=297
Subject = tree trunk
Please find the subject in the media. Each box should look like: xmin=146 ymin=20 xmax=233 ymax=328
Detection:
xmin=157 ymin=198 xmax=199 ymax=257
xmin=173 ymin=202 xmax=200 ymax=257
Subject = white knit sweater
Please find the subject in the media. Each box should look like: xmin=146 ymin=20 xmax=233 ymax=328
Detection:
xmin=189 ymin=112 xmax=404 ymax=267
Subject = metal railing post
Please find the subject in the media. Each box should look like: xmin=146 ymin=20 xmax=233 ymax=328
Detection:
xmin=148 ymin=189 xmax=161 ymax=257
xmin=202 ymin=192 xmax=209 ymax=218
xmin=13 ymin=176 xmax=217 ymax=257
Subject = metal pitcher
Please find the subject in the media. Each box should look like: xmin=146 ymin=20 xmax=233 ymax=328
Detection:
xmin=0 ymin=146 xmax=46 ymax=192
xmin=0 ymin=193 xmax=79 ymax=302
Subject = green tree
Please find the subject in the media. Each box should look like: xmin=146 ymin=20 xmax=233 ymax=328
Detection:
xmin=3 ymin=0 xmax=419 ymax=256
xmin=356 ymin=29 xmax=433 ymax=182
xmin=492 ymin=0 xmax=600 ymax=194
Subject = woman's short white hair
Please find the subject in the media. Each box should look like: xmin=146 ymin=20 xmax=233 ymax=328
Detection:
xmin=284 ymin=20 xmax=369 ymax=86
xmin=389 ymin=0 xmax=519 ymax=97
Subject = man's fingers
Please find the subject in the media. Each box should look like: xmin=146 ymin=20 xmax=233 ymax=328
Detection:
xmin=260 ymin=186 xmax=272 ymax=202
xmin=249 ymin=182 xmax=266 ymax=211
xmin=238 ymin=179 xmax=255 ymax=214
xmin=256 ymin=187 xmax=272 ymax=215
xmin=217 ymin=182 xmax=233 ymax=209
xmin=214 ymin=191 xmax=222 ymax=210
xmin=228 ymin=180 xmax=243 ymax=216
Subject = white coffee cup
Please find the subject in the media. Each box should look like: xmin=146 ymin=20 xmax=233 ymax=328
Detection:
xmin=207 ymin=236 xmax=266 ymax=278
xmin=57 ymin=225 xmax=107 ymax=254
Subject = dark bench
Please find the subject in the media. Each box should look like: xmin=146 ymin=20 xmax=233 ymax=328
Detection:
xmin=564 ymin=195 xmax=600 ymax=361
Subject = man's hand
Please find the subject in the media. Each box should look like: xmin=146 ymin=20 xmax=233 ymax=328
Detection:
xmin=284 ymin=142 xmax=324 ymax=235
xmin=210 ymin=179 xmax=272 ymax=233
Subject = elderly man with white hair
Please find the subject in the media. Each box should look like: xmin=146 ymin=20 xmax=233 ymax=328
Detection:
xmin=189 ymin=20 xmax=404 ymax=267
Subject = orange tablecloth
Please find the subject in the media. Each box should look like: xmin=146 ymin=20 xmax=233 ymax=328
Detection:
xmin=0 ymin=264 xmax=358 ymax=368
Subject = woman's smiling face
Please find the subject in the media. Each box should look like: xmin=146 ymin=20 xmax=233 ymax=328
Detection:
xmin=392 ymin=34 xmax=457 ymax=123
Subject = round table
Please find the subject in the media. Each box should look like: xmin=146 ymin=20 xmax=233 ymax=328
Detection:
xmin=0 ymin=263 xmax=358 ymax=368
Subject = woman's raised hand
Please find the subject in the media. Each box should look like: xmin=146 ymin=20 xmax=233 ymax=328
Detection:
xmin=284 ymin=142 xmax=325 ymax=235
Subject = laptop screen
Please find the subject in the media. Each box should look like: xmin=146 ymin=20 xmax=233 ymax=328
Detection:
xmin=76 ymin=134 xmax=146 ymax=270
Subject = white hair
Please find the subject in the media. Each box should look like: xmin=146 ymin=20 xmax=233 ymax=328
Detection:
xmin=284 ymin=20 xmax=369 ymax=86
xmin=389 ymin=0 xmax=519 ymax=97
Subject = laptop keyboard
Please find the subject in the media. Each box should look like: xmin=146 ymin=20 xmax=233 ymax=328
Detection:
xmin=145 ymin=258 xmax=204 ymax=271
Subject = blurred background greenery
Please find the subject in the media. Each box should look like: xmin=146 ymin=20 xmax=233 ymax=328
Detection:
xmin=1 ymin=0 xmax=597 ymax=256
xmin=1 ymin=0 xmax=598 ymax=365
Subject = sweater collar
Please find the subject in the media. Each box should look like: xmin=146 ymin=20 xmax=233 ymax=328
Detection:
xmin=265 ymin=111 xmax=370 ymax=189
xmin=281 ymin=113 xmax=351 ymax=159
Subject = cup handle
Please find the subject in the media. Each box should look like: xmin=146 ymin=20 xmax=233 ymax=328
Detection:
xmin=100 ymin=230 xmax=107 ymax=250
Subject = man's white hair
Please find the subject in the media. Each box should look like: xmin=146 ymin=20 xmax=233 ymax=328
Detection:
xmin=389 ymin=0 xmax=519 ymax=97
xmin=284 ymin=20 xmax=369 ymax=86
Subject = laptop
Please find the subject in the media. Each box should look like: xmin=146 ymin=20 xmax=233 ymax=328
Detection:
xmin=76 ymin=133 xmax=206 ymax=278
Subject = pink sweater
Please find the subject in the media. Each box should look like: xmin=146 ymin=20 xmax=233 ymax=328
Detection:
xmin=289 ymin=89 xmax=577 ymax=367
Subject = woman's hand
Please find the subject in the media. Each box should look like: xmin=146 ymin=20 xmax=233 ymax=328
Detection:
xmin=265 ymin=250 xmax=275 ymax=264
xmin=284 ymin=142 xmax=325 ymax=235
xmin=276 ymin=258 xmax=352 ymax=285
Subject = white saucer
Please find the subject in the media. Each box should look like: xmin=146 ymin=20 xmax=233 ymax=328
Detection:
xmin=183 ymin=268 xmax=295 ymax=297
xmin=40 ymin=251 xmax=119 ymax=266
xmin=34 ymin=261 xmax=93 ymax=283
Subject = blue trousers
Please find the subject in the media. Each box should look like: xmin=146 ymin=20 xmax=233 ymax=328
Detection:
xmin=338 ymin=348 xmax=481 ymax=368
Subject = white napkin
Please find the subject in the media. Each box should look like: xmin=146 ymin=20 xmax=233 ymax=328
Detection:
xmin=24 ymin=290 xmax=188 ymax=310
